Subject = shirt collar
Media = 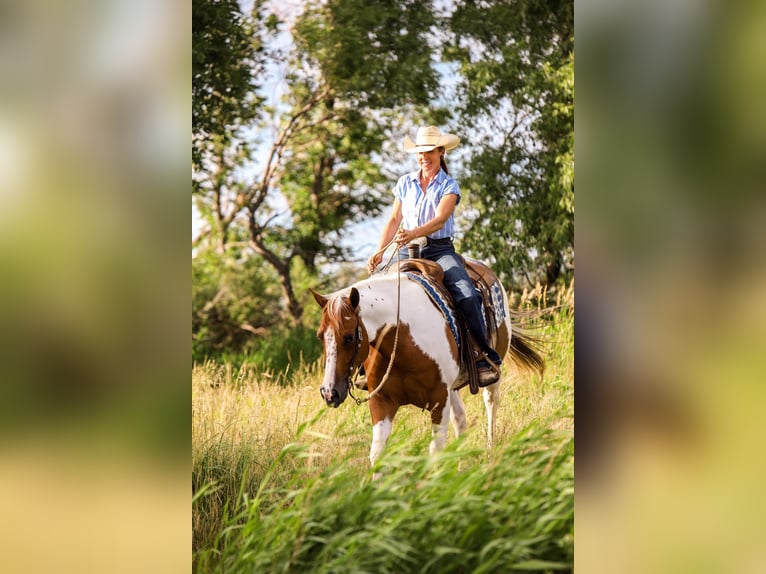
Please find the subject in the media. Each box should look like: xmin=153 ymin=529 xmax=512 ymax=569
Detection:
xmin=407 ymin=168 xmax=446 ymax=184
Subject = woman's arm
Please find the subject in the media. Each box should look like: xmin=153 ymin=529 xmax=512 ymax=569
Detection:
xmin=367 ymin=200 xmax=403 ymax=273
xmin=394 ymin=194 xmax=458 ymax=245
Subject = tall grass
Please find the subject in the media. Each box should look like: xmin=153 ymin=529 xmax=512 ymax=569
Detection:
xmin=193 ymin=285 xmax=573 ymax=572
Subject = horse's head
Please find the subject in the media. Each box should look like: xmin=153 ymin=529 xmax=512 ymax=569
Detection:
xmin=310 ymin=287 xmax=369 ymax=408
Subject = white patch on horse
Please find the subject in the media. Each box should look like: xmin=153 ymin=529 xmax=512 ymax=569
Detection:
xmin=450 ymin=390 xmax=467 ymax=437
xmin=370 ymin=417 xmax=392 ymax=466
xmin=321 ymin=330 xmax=338 ymax=390
xmin=363 ymin=276 xmax=460 ymax=387
xmin=430 ymin=392 xmax=452 ymax=454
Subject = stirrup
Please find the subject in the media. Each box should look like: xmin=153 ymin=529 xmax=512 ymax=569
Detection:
xmin=476 ymin=359 xmax=501 ymax=386
xmin=478 ymin=365 xmax=500 ymax=387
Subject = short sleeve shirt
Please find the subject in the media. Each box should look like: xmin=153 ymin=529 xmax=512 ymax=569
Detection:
xmin=392 ymin=168 xmax=460 ymax=240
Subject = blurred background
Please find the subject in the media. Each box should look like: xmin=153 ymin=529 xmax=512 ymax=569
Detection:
xmin=576 ymin=0 xmax=766 ymax=571
xmin=0 ymin=0 xmax=763 ymax=571
xmin=0 ymin=0 xmax=188 ymax=572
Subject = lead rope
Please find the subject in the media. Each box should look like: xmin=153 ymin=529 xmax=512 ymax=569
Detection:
xmin=353 ymin=237 xmax=402 ymax=406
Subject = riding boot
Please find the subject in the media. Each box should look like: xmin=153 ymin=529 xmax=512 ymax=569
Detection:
xmin=457 ymin=297 xmax=502 ymax=385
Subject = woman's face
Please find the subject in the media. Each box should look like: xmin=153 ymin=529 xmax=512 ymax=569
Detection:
xmin=417 ymin=148 xmax=442 ymax=178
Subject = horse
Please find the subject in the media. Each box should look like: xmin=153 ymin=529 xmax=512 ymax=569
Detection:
xmin=310 ymin=262 xmax=544 ymax=471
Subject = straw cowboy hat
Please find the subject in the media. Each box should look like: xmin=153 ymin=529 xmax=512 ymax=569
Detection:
xmin=403 ymin=126 xmax=460 ymax=153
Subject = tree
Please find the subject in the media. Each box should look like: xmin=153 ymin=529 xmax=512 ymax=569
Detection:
xmin=192 ymin=0 xmax=274 ymax=170
xmin=447 ymin=0 xmax=574 ymax=288
xmin=192 ymin=247 xmax=282 ymax=361
xmin=194 ymin=0 xmax=443 ymax=325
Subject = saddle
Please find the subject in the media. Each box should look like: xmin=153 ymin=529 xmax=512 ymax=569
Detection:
xmin=398 ymin=259 xmax=444 ymax=284
xmin=396 ymin=257 xmax=504 ymax=394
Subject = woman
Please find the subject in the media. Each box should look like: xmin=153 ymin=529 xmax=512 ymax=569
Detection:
xmin=367 ymin=126 xmax=502 ymax=385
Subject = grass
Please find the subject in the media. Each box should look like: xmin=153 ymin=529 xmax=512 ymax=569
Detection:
xmin=192 ymin=284 xmax=573 ymax=573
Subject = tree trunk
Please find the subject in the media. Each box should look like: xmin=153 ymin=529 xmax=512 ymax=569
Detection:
xmin=247 ymin=238 xmax=303 ymax=323
xmin=545 ymin=250 xmax=563 ymax=287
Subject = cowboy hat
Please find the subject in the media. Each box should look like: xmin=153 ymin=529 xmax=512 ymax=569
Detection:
xmin=403 ymin=126 xmax=460 ymax=153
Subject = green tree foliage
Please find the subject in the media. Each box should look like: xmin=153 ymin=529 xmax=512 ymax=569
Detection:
xmin=296 ymin=0 xmax=439 ymax=108
xmin=192 ymin=247 xmax=323 ymax=371
xmin=192 ymin=0 xmax=273 ymax=169
xmin=194 ymin=0 xmax=442 ymax=327
xmin=192 ymin=0 xmax=575 ymax=363
xmin=273 ymin=107 xmax=390 ymax=272
xmin=192 ymin=248 xmax=282 ymax=362
xmin=447 ymin=0 xmax=574 ymax=288
xmin=248 ymin=0 xmax=443 ymax=273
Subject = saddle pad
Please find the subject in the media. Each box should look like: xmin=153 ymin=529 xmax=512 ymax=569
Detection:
xmin=489 ymin=280 xmax=507 ymax=325
xmin=404 ymin=272 xmax=460 ymax=349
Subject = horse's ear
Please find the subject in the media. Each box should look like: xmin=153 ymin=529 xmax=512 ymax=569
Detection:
xmin=349 ymin=287 xmax=360 ymax=310
xmin=309 ymin=287 xmax=328 ymax=308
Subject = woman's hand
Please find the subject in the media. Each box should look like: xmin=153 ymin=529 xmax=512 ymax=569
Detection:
xmin=367 ymin=252 xmax=383 ymax=274
xmin=394 ymin=228 xmax=413 ymax=245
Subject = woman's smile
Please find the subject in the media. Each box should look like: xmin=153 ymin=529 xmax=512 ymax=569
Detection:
xmin=418 ymin=149 xmax=441 ymax=180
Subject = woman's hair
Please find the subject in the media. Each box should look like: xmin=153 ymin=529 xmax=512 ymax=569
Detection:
xmin=438 ymin=147 xmax=449 ymax=174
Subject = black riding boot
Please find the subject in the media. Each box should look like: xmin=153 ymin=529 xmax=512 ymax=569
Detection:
xmin=457 ymin=296 xmax=502 ymax=385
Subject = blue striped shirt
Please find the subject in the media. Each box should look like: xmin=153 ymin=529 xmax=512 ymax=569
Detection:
xmin=393 ymin=168 xmax=461 ymax=240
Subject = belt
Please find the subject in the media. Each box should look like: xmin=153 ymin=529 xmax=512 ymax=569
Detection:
xmin=426 ymin=237 xmax=453 ymax=246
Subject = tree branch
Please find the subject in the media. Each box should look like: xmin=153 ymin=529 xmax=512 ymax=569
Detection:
xmin=248 ymin=235 xmax=303 ymax=322
xmin=240 ymin=322 xmax=268 ymax=337
xmin=250 ymin=85 xmax=332 ymax=213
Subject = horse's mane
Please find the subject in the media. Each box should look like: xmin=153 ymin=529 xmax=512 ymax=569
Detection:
xmin=324 ymin=293 xmax=355 ymax=330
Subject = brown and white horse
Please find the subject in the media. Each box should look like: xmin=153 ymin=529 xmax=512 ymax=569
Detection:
xmin=310 ymin=270 xmax=543 ymax=471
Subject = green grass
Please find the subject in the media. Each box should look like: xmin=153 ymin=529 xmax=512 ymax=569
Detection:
xmin=193 ymin=286 xmax=573 ymax=573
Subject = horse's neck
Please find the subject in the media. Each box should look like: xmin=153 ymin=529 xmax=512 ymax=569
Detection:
xmin=355 ymin=276 xmax=407 ymax=340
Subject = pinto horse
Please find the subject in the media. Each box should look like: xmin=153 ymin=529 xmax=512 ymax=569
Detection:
xmin=310 ymin=264 xmax=543 ymax=470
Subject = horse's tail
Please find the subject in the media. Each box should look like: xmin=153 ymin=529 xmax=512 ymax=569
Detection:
xmin=508 ymin=324 xmax=546 ymax=377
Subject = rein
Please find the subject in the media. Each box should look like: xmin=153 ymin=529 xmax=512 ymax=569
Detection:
xmin=349 ymin=241 xmax=402 ymax=406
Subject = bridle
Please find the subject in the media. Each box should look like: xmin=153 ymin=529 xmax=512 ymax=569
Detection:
xmin=346 ymin=316 xmax=366 ymax=405
xmin=346 ymin=321 xmax=364 ymax=379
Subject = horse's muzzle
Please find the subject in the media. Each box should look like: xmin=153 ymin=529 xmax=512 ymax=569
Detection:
xmin=320 ymin=385 xmax=347 ymax=408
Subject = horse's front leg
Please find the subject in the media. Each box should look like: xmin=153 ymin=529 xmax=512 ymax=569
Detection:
xmin=368 ymin=397 xmax=398 ymax=477
xmin=449 ymin=389 xmax=467 ymax=438
xmin=429 ymin=389 xmax=451 ymax=454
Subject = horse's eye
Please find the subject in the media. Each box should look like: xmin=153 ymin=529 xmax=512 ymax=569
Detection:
xmin=344 ymin=334 xmax=354 ymax=345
